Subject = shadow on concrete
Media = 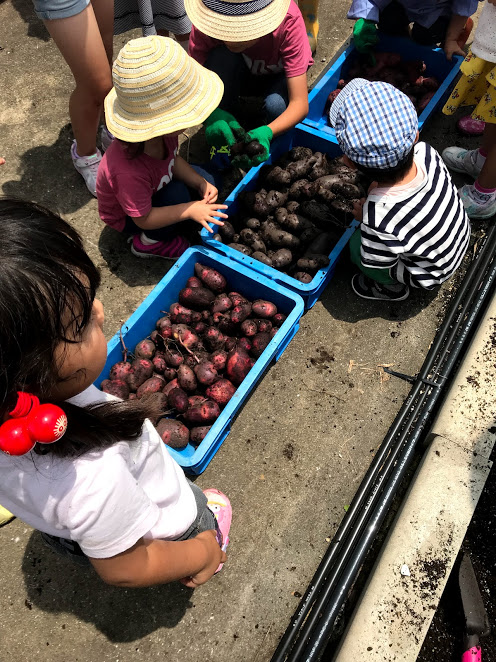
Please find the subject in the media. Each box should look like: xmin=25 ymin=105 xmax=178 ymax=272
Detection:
xmin=1 ymin=123 xmax=95 ymax=214
xmin=9 ymin=0 xmax=50 ymax=41
xmin=321 ymin=260 xmax=440 ymax=324
xmin=22 ymin=532 xmax=195 ymax=642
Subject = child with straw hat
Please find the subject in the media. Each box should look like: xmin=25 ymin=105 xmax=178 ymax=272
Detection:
xmin=96 ymin=36 xmax=228 ymax=259
xmin=186 ymin=0 xmax=314 ymax=170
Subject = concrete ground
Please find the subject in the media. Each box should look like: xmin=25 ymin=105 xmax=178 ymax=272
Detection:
xmin=0 ymin=1 xmax=490 ymax=661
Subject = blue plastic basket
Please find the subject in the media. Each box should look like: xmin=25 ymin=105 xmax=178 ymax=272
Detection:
xmin=201 ymin=125 xmax=359 ymax=310
xmin=94 ymin=246 xmax=304 ymax=475
xmin=302 ymin=33 xmax=463 ymax=143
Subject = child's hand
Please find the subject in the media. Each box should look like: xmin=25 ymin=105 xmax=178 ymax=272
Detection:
xmin=352 ymin=197 xmax=366 ymax=222
xmin=189 ymin=201 xmax=228 ymax=232
xmin=443 ymin=38 xmax=465 ymax=61
xmin=179 ymin=530 xmax=227 ymax=588
xmin=198 ymin=179 xmax=219 ymax=204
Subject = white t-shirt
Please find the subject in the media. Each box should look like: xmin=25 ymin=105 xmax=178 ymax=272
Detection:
xmin=0 ymin=385 xmax=197 ymax=558
xmin=471 ymin=2 xmax=496 ymax=64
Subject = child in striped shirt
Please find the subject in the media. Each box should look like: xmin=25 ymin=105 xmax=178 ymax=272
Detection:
xmin=329 ymin=78 xmax=471 ymax=302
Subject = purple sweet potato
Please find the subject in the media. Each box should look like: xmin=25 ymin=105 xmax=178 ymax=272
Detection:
xmin=109 ymin=361 xmax=133 ymax=382
xmin=212 ymin=293 xmax=233 ymax=313
xmin=127 ymin=358 xmax=154 ymax=391
xmin=240 ymin=319 xmax=258 ymax=337
xmin=272 ymin=313 xmax=287 ymax=327
xmin=226 ymin=348 xmax=252 ymax=385
xmin=179 ymin=286 xmax=216 ymax=311
xmin=156 ymin=418 xmax=190 ymax=449
xmin=186 ymin=276 xmax=203 ymax=288
xmin=194 ymin=263 xmax=227 ymax=293
xmin=152 ymin=351 xmax=167 ymax=374
xmin=134 ymin=338 xmax=156 ymax=360
xmin=184 ymin=400 xmax=221 ymax=426
xmin=210 ymin=349 xmax=228 ymax=371
xmin=169 ymin=303 xmax=194 ymax=325
xmin=164 ymin=346 xmax=184 ymax=368
xmin=206 ymin=378 xmax=236 ymax=407
xmin=177 ymin=364 xmax=198 ymax=392
xmin=228 ymin=291 xmax=248 ymax=307
xmin=162 ymin=378 xmax=179 ymax=398
xmin=231 ymin=301 xmax=252 ymax=324
xmin=167 ymin=387 xmax=189 ymax=413
xmin=251 ymin=332 xmax=271 ymax=358
xmin=194 ymin=360 xmax=218 ymax=386
xmin=171 ymin=324 xmax=201 ymax=351
xmin=137 ymin=375 xmax=165 ymax=399
xmin=252 ymin=299 xmax=277 ymax=318
xmin=190 ymin=426 xmax=212 ymax=446
xmin=101 ymin=379 xmax=130 ymax=400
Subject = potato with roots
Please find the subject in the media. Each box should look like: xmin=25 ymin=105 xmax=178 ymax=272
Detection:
xmin=156 ymin=418 xmax=190 ymax=449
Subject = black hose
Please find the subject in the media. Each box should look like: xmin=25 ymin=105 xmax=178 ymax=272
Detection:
xmin=271 ymin=223 xmax=496 ymax=662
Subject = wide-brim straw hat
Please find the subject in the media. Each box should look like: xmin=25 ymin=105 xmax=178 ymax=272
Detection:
xmin=105 ymin=36 xmax=224 ymax=142
xmin=184 ymin=0 xmax=291 ymax=42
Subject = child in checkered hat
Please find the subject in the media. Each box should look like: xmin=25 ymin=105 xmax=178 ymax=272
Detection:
xmin=329 ymin=79 xmax=471 ymax=301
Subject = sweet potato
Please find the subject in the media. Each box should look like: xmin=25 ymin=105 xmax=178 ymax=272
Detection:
xmin=109 ymin=361 xmax=133 ymax=382
xmin=228 ymin=243 xmax=253 ymax=255
xmin=265 ymin=166 xmax=291 ymax=187
xmin=226 ymin=348 xmax=252 ymax=385
xmin=206 ymin=378 xmax=236 ymax=407
xmin=240 ymin=319 xmax=258 ymax=337
xmin=290 ymin=146 xmax=313 ymax=161
xmin=297 ymin=254 xmax=330 ymax=272
xmin=194 ymin=360 xmax=218 ymax=386
xmin=308 ymin=153 xmax=330 ymax=180
xmin=218 ymin=221 xmax=236 ymax=244
xmin=134 ymin=339 xmax=156 ymax=360
xmin=252 ymin=251 xmax=273 ymax=266
xmin=231 ymin=300 xmax=252 ymax=324
xmin=179 ymin=286 xmax=215 ymax=311
xmin=272 ymin=313 xmax=287 ymax=327
xmin=289 ymin=179 xmax=310 ymax=200
xmin=287 ymin=159 xmax=313 ymax=181
xmin=169 ymin=302 xmax=193 ymax=325
xmin=278 ymin=213 xmax=313 ymax=234
xmin=244 ymin=217 xmax=261 ymax=231
xmin=251 ymin=332 xmax=271 ymax=358
xmin=266 ymin=227 xmax=300 ymax=250
xmin=228 ymin=291 xmax=248 ymax=307
xmin=286 ymin=200 xmax=300 ymax=214
xmin=101 ymin=379 xmax=130 ymax=400
xmin=186 ymin=276 xmax=203 ymax=288
xmin=156 ymin=315 xmax=173 ymax=339
xmin=167 ymin=387 xmax=189 ymax=413
xmin=184 ymin=400 xmax=221 ymax=426
xmin=137 ymin=375 xmax=165 ymax=399
xmin=190 ymin=426 xmax=212 ymax=446
xmin=177 ymin=364 xmax=198 ymax=392
xmin=266 ymin=189 xmax=288 ymax=210
xmin=127 ymin=358 xmax=154 ymax=391
xmin=252 ymin=299 xmax=277 ymax=318
xmin=194 ymin=263 xmax=227 ymax=293
xmin=271 ymin=248 xmax=293 ymax=269
xmin=210 ymin=349 xmax=228 ymax=371
xmin=156 ymin=418 xmax=190 ymax=449
xmin=164 ymin=346 xmax=184 ymax=369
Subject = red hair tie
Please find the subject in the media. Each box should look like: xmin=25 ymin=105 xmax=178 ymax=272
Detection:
xmin=0 ymin=392 xmax=67 ymax=456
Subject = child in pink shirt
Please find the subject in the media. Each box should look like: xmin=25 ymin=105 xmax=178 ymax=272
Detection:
xmin=186 ymin=0 xmax=314 ymax=169
xmin=96 ymin=36 xmax=227 ymax=259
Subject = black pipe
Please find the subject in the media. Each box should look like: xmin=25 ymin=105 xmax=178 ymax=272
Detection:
xmin=298 ymin=225 xmax=496 ymax=661
xmin=271 ymin=223 xmax=496 ymax=662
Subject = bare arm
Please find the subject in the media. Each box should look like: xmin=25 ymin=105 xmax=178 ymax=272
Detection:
xmin=90 ymin=530 xmax=226 ymax=588
xmin=267 ymin=73 xmax=309 ymax=138
xmin=443 ymin=14 xmax=469 ymax=60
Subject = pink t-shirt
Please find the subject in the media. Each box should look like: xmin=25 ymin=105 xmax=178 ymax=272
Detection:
xmin=96 ymin=135 xmax=179 ymax=232
xmin=189 ymin=1 xmax=313 ymax=78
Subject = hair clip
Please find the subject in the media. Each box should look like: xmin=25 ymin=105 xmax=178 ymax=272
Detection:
xmin=0 ymin=392 xmax=67 ymax=456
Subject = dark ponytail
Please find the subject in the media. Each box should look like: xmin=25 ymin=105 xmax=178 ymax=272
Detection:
xmin=0 ymin=198 xmax=160 ymax=458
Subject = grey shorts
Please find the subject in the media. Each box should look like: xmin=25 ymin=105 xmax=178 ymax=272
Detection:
xmin=32 ymin=0 xmax=90 ymax=21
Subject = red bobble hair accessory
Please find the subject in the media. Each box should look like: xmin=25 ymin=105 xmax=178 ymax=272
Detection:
xmin=0 ymin=392 xmax=68 ymax=456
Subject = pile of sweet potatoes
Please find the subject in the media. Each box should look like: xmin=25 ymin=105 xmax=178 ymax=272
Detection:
xmin=326 ymin=51 xmax=440 ymax=118
xmin=100 ymin=263 xmax=285 ymax=450
xmin=212 ymin=146 xmax=368 ymax=284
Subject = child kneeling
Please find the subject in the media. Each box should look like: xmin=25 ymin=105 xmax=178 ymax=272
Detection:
xmin=329 ymin=79 xmax=471 ymax=302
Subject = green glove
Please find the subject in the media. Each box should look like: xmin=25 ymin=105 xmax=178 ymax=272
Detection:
xmin=233 ymin=125 xmax=273 ymax=169
xmin=204 ymin=108 xmax=246 ymax=149
xmin=353 ymin=18 xmax=379 ymax=55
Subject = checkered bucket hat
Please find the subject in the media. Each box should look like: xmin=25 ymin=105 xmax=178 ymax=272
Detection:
xmin=329 ymin=78 xmax=418 ymax=169
xmin=105 ymin=36 xmax=224 ymax=142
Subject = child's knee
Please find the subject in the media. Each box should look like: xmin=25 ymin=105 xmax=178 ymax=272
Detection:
xmin=264 ymin=93 xmax=288 ymax=122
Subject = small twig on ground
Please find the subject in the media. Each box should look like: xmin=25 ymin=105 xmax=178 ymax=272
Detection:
xmin=302 ymin=380 xmax=345 ymax=402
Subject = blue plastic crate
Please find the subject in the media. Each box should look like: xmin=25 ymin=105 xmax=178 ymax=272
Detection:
xmin=201 ymin=125 xmax=359 ymax=310
xmin=302 ymin=33 xmax=463 ymax=143
xmin=94 ymin=246 xmax=304 ymax=475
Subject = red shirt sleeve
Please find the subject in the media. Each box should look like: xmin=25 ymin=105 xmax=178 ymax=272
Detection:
xmin=278 ymin=8 xmax=314 ymax=78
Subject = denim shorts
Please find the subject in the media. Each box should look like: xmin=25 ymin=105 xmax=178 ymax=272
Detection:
xmin=32 ymin=0 xmax=90 ymax=21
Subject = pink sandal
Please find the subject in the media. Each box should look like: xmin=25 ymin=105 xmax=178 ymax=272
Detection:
xmin=203 ymin=488 xmax=232 ymax=573
xmin=457 ymin=115 xmax=486 ymax=136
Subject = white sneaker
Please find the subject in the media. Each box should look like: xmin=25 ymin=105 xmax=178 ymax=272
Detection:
xmin=442 ymin=146 xmax=484 ymax=179
xmin=100 ymin=125 xmax=114 ymax=152
xmin=71 ymin=140 xmax=102 ymax=197
xmin=459 ymin=184 xmax=496 ymax=219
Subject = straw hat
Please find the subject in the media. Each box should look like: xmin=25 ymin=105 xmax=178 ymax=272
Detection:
xmin=184 ymin=0 xmax=291 ymax=42
xmin=104 ymin=36 xmax=224 ymax=142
